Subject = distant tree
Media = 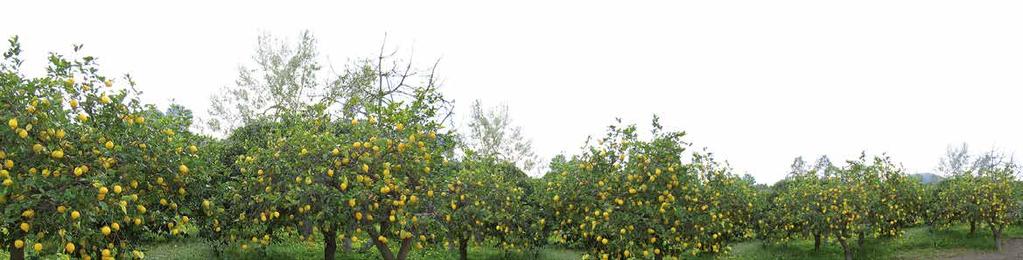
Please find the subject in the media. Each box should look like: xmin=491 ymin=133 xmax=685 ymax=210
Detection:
xmin=206 ymin=31 xmax=446 ymax=135
xmin=207 ymin=31 xmax=322 ymax=134
xmin=813 ymin=155 xmax=835 ymax=176
xmin=463 ymin=100 xmax=539 ymax=174
xmin=937 ymin=143 xmax=971 ymax=177
xmin=789 ymin=156 xmax=808 ymax=175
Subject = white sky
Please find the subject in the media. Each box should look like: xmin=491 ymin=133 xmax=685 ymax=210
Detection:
xmin=4 ymin=1 xmax=1023 ymax=183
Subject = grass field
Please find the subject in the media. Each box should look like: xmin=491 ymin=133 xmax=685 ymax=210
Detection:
xmin=716 ymin=225 xmax=1023 ymax=260
xmin=2 ymin=224 xmax=1017 ymax=259
xmin=138 ymin=224 xmax=1021 ymax=259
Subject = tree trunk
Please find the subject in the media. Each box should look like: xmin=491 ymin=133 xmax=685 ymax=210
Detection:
xmin=838 ymin=239 xmax=852 ymax=260
xmin=970 ymin=221 xmax=977 ymax=235
xmin=9 ymin=239 xmax=25 ymax=260
xmin=814 ymin=233 xmax=822 ymax=251
xmin=396 ymin=238 xmax=413 ymax=260
xmin=373 ymin=239 xmax=396 ymax=260
xmin=324 ymin=229 xmax=338 ymax=260
xmin=993 ymin=226 xmax=1003 ymax=251
xmin=458 ymin=236 xmax=469 ymax=260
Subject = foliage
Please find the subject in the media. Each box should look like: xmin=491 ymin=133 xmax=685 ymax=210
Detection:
xmin=543 ymin=117 xmax=759 ymax=260
xmin=0 ymin=37 xmax=214 ymax=259
xmin=931 ymin=147 xmax=1021 ymax=250
xmin=764 ymin=154 xmax=925 ymax=260
xmin=437 ymin=154 xmax=546 ymax=260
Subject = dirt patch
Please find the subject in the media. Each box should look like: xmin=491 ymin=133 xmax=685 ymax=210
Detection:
xmin=944 ymin=239 xmax=1023 ymax=260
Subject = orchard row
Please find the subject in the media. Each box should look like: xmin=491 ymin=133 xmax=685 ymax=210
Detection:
xmin=1 ymin=39 xmax=1019 ymax=260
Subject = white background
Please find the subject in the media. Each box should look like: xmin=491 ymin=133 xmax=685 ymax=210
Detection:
xmin=3 ymin=0 xmax=1022 ymax=183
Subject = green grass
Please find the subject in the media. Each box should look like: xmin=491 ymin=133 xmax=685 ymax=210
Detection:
xmin=142 ymin=238 xmax=582 ymax=260
xmin=3 ymin=224 xmax=1015 ymax=259
xmin=719 ymin=224 xmax=1023 ymax=260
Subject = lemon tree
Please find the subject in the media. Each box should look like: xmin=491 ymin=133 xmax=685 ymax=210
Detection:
xmin=205 ymin=86 xmax=455 ymax=260
xmin=1 ymin=37 xmax=213 ymax=259
xmin=930 ymin=151 xmax=1019 ymax=250
xmin=544 ymin=118 xmax=758 ymax=260
xmin=765 ymin=154 xmax=924 ymax=260
xmin=437 ymin=154 xmax=544 ymax=260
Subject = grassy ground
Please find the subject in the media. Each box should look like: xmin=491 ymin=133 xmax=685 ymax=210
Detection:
xmin=719 ymin=224 xmax=1023 ymax=260
xmin=142 ymin=239 xmax=583 ymax=260
xmin=2 ymin=224 xmax=1015 ymax=259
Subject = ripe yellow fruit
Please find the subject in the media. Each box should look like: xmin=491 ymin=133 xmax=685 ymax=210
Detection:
xmin=189 ymin=145 xmax=198 ymax=153
xmin=348 ymin=199 xmax=356 ymax=207
xmin=14 ymin=240 xmax=24 ymax=249
xmin=71 ymin=210 xmax=81 ymax=219
xmin=112 ymin=222 xmax=121 ymax=231
xmin=179 ymin=164 xmax=190 ymax=174
xmin=99 ymin=186 xmax=109 ymax=194
xmin=105 ymin=141 xmax=114 ymax=149
xmin=101 ymin=226 xmax=112 ymax=236
xmin=380 ymin=186 xmax=391 ymax=194
xmin=21 ymin=209 xmax=34 ymax=218
xmin=2 ymin=179 xmax=12 ymax=187
xmin=57 ymin=205 xmax=67 ymax=213
xmin=135 ymin=116 xmax=145 ymax=124
xmin=70 ymin=99 xmax=79 ymax=108
xmin=362 ymin=164 xmax=369 ymax=173
xmin=50 ymin=150 xmax=64 ymax=159
xmin=65 ymin=242 xmax=75 ymax=253
xmin=7 ymin=118 xmax=17 ymax=129
xmin=77 ymin=113 xmax=88 ymax=122
xmin=33 ymin=243 xmax=42 ymax=252
xmin=100 ymin=93 xmax=112 ymax=104
xmin=105 ymin=79 xmax=114 ymax=87
xmin=355 ymin=212 xmax=363 ymax=221
xmin=137 ymin=205 xmax=147 ymax=214
xmin=113 ymin=185 xmax=123 ymax=194
xmin=20 ymin=222 xmax=30 ymax=232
